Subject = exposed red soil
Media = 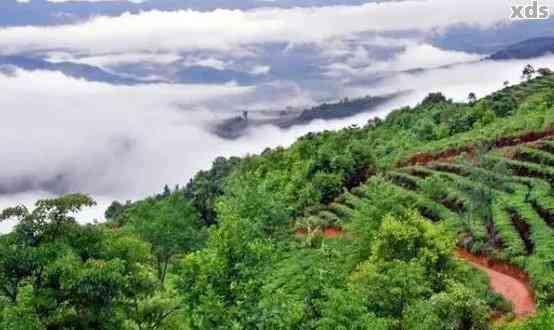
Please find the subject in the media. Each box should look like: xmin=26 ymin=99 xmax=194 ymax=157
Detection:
xmin=295 ymin=226 xmax=343 ymax=238
xmin=295 ymin=228 xmax=307 ymax=235
xmin=403 ymin=128 xmax=554 ymax=166
xmin=295 ymin=228 xmax=537 ymax=318
xmin=406 ymin=145 xmax=473 ymax=166
xmin=456 ymin=249 xmax=537 ymax=318
xmin=323 ymin=227 xmax=342 ymax=237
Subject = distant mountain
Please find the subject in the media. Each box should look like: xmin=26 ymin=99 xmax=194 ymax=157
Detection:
xmin=488 ymin=37 xmax=554 ymax=60
xmin=432 ymin=19 xmax=554 ymax=54
xmin=279 ymin=94 xmax=399 ymax=128
xmin=0 ymin=55 xmax=270 ymax=86
xmin=212 ymin=92 xmax=406 ymax=139
xmin=0 ymin=55 xmax=145 ymax=84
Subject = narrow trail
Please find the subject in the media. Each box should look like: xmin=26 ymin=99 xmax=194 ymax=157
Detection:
xmin=456 ymin=249 xmax=537 ymax=318
xmin=296 ymin=229 xmax=538 ymax=319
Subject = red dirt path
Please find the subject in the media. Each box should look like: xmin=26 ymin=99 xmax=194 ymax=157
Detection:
xmin=295 ymin=229 xmax=537 ymax=319
xmin=403 ymin=128 xmax=554 ymax=166
xmin=456 ymin=249 xmax=537 ymax=318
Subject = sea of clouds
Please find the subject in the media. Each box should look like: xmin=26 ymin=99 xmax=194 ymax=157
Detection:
xmin=1 ymin=0 xmax=554 ymax=232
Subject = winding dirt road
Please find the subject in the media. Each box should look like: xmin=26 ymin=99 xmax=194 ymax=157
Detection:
xmin=456 ymin=249 xmax=537 ymax=318
xmin=297 ymin=228 xmax=537 ymax=318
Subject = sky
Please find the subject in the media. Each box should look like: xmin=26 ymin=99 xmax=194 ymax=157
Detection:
xmin=1 ymin=0 xmax=554 ymax=232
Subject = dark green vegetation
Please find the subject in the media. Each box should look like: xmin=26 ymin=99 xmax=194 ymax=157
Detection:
xmin=3 ymin=67 xmax=554 ymax=328
xmin=281 ymin=93 xmax=403 ymax=127
xmin=212 ymin=92 xmax=403 ymax=139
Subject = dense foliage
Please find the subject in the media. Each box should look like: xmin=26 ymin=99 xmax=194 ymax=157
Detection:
xmin=3 ymin=68 xmax=554 ymax=329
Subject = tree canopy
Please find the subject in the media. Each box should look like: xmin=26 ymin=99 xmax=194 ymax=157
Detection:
xmin=3 ymin=69 xmax=554 ymax=329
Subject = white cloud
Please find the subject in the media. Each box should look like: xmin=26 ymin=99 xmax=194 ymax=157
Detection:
xmin=46 ymin=52 xmax=182 ymax=66
xmin=0 ymin=67 xmax=371 ymax=232
xmin=3 ymin=0 xmax=554 ymax=234
xmin=347 ymin=54 xmax=554 ymax=105
xmin=0 ymin=0 xmax=535 ymax=56
xmin=3 ymin=54 xmax=554 ymax=233
xmin=376 ymin=44 xmax=483 ymax=72
xmin=0 ymin=69 xmax=252 ymax=197
xmin=250 ymin=65 xmax=271 ymax=75
xmin=324 ymin=43 xmax=483 ymax=80
xmin=180 ymin=56 xmax=230 ymax=70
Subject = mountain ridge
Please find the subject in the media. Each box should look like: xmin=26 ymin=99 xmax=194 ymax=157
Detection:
xmin=488 ymin=37 xmax=554 ymax=60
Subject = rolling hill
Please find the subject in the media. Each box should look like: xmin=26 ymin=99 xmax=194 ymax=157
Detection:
xmin=0 ymin=55 xmax=145 ymax=85
xmin=489 ymin=37 xmax=554 ymax=60
xmin=4 ymin=68 xmax=554 ymax=328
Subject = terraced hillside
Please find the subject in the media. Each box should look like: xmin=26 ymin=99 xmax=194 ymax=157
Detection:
xmin=298 ymin=131 xmax=554 ymax=309
xmin=295 ymin=72 xmax=554 ymax=228
xmin=8 ymin=69 xmax=554 ymax=329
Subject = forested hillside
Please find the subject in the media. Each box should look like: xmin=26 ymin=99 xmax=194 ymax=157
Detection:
xmin=3 ymin=66 xmax=554 ymax=329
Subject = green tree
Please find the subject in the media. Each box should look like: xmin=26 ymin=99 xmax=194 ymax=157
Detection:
xmin=312 ymin=171 xmax=343 ymax=204
xmin=176 ymin=216 xmax=274 ymax=329
xmin=175 ymin=174 xmax=289 ymax=329
xmin=371 ymin=211 xmax=454 ymax=281
xmin=422 ymin=92 xmax=448 ymax=106
xmin=217 ymin=174 xmax=290 ymax=236
xmin=129 ymin=193 xmax=207 ymax=284
xmin=537 ymin=67 xmax=553 ymax=77
xmin=0 ymin=194 xmax=160 ymax=329
xmin=1 ymin=193 xmax=96 ymax=245
xmin=414 ymin=118 xmax=438 ymax=141
xmin=348 ymin=210 xmax=456 ymax=319
xmin=403 ymin=283 xmax=489 ymax=330
xmin=468 ymin=92 xmax=477 ymax=105
xmin=318 ymin=288 xmax=394 ymax=330
xmin=490 ymin=92 xmax=517 ymax=117
xmin=184 ymin=156 xmax=242 ymax=225
xmin=351 ymin=259 xmax=432 ymax=317
xmin=105 ymin=200 xmax=132 ymax=223
xmin=522 ymin=64 xmax=536 ymax=81
xmin=348 ymin=177 xmax=413 ymax=261
xmin=0 ymin=285 xmax=44 ymax=330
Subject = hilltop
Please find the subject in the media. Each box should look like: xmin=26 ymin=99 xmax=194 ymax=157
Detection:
xmin=212 ymin=92 xmax=404 ymax=139
xmin=3 ymin=67 xmax=554 ymax=328
xmin=489 ymin=37 xmax=554 ymax=60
